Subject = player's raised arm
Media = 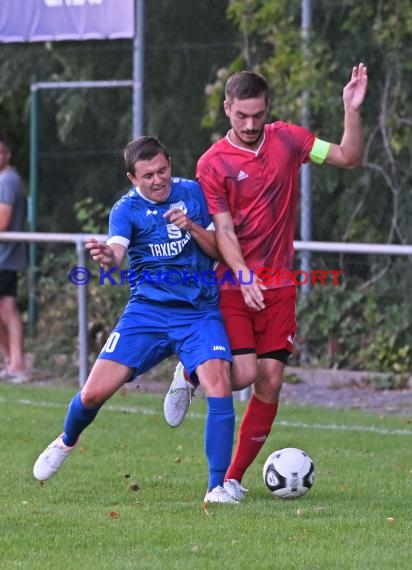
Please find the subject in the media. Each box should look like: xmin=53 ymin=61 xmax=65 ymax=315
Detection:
xmin=323 ymin=63 xmax=368 ymax=169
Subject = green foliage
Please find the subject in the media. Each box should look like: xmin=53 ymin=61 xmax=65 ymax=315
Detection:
xmin=28 ymin=249 xmax=81 ymax=378
xmin=360 ymin=335 xmax=411 ymax=390
xmin=25 ymin=247 xmax=126 ymax=380
xmin=0 ymin=1 xmax=240 ymax=231
xmin=297 ymin=282 xmax=412 ymax=378
xmin=297 ymin=284 xmax=366 ymax=369
xmin=205 ymin=0 xmax=334 ymax=131
xmin=366 ymin=373 xmax=409 ymax=392
xmin=282 ymin=371 xmax=302 ymax=384
xmin=203 ymin=0 xmax=412 ymax=245
xmin=74 ymin=197 xmax=111 ymax=234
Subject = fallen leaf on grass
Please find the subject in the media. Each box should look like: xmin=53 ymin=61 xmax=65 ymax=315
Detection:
xmin=127 ymin=483 xmax=140 ymax=492
xmin=386 ymin=517 xmax=396 ymax=524
xmin=290 ymin=534 xmax=305 ymax=542
xmin=109 ymin=511 xmax=120 ymax=519
xmin=202 ymin=502 xmax=212 ymax=516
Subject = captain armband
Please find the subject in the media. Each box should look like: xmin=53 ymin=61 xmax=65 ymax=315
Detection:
xmin=309 ymin=138 xmax=331 ymax=164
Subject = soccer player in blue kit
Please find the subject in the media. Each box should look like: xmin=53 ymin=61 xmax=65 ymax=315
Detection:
xmin=33 ymin=136 xmax=237 ymax=504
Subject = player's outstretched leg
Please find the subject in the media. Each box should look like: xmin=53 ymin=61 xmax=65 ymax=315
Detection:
xmin=223 ymin=395 xmax=278 ymax=500
xmin=33 ymin=391 xmax=100 ymax=481
xmin=164 ymin=361 xmax=198 ymax=427
xmin=33 ymin=434 xmax=78 ymax=481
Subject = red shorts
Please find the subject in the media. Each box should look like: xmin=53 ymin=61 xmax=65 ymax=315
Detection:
xmin=219 ymin=286 xmax=296 ymax=357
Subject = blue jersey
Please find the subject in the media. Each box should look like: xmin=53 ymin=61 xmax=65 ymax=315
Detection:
xmin=107 ymin=177 xmax=218 ymax=308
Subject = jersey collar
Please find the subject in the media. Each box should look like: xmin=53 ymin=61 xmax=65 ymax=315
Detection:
xmin=226 ymin=129 xmax=266 ymax=155
xmin=135 ymin=184 xmax=172 ymax=204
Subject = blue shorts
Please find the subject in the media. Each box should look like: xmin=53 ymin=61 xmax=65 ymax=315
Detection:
xmin=98 ymin=300 xmax=232 ymax=380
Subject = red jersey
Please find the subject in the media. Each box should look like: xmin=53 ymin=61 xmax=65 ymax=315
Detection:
xmin=197 ymin=121 xmax=316 ymax=289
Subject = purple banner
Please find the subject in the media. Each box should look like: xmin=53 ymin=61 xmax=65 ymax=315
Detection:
xmin=0 ymin=0 xmax=134 ymax=43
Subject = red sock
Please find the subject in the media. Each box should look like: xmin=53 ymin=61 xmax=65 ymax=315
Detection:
xmin=225 ymin=395 xmax=278 ymax=483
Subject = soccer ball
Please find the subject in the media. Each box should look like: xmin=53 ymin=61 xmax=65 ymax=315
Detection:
xmin=263 ymin=447 xmax=315 ymax=498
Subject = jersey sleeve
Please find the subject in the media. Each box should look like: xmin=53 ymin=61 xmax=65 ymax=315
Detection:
xmin=192 ymin=180 xmax=214 ymax=229
xmin=286 ymin=123 xmax=317 ymax=164
xmin=0 ymin=180 xmax=16 ymax=205
xmin=107 ymin=199 xmax=132 ymax=247
xmin=196 ymin=155 xmax=230 ymax=215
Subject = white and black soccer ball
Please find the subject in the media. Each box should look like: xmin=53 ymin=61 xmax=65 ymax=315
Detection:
xmin=263 ymin=447 xmax=315 ymax=498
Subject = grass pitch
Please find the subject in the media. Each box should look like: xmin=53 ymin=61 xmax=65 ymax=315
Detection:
xmin=1 ymin=383 xmax=411 ymax=570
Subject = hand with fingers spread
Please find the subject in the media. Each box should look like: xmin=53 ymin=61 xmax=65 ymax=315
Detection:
xmin=343 ymin=62 xmax=368 ymax=111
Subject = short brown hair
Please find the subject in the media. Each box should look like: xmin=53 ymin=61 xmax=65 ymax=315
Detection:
xmin=225 ymin=71 xmax=269 ymax=104
xmin=124 ymin=136 xmax=170 ymax=175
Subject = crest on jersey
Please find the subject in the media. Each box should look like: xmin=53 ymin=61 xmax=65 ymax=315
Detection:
xmin=169 ymin=201 xmax=187 ymax=214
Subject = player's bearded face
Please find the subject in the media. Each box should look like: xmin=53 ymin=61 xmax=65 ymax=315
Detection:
xmin=225 ymin=96 xmax=268 ymax=149
xmin=128 ymin=154 xmax=172 ymax=203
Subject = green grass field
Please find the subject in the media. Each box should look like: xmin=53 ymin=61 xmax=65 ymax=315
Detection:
xmin=1 ymin=383 xmax=411 ymax=570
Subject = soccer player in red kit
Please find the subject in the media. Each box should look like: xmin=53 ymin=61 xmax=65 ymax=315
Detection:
xmin=164 ymin=64 xmax=368 ymax=501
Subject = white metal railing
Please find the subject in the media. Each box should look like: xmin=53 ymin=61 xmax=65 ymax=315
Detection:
xmin=1 ymin=232 xmax=411 ymax=389
xmin=0 ymin=231 xmax=106 ymax=386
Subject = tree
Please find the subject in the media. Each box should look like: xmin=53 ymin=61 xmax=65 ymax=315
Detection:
xmin=203 ymin=0 xmax=412 ymax=248
xmin=0 ymin=1 xmax=239 ymax=230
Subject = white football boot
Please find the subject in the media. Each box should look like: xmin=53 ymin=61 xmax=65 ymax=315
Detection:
xmin=224 ymin=479 xmax=249 ymax=501
xmin=33 ymin=434 xmax=78 ymax=481
xmin=203 ymin=486 xmax=239 ymax=504
xmin=164 ymin=362 xmax=197 ymax=427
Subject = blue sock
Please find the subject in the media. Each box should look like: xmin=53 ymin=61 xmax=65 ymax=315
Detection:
xmin=62 ymin=392 xmax=100 ymax=446
xmin=205 ymin=396 xmax=235 ymax=490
